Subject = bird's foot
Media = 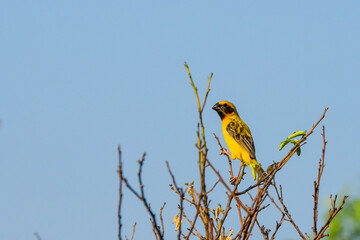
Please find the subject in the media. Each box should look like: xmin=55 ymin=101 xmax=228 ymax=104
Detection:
xmin=230 ymin=175 xmax=238 ymax=185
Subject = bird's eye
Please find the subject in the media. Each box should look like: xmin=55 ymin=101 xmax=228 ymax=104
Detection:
xmin=223 ymin=103 xmax=228 ymax=107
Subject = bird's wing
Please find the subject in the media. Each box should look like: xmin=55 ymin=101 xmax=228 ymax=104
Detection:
xmin=226 ymin=119 xmax=256 ymax=159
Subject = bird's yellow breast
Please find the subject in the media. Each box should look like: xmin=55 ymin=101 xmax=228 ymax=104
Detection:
xmin=221 ymin=117 xmax=254 ymax=165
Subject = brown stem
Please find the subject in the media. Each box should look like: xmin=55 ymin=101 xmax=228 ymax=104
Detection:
xmin=185 ymin=62 xmax=213 ymax=238
xmin=130 ymin=222 xmax=137 ymax=240
xmin=314 ymin=195 xmax=348 ymax=240
xmin=120 ymin=153 xmax=164 ymax=239
xmin=312 ymin=126 xmax=327 ymax=236
xmin=117 ymin=146 xmax=123 ymax=240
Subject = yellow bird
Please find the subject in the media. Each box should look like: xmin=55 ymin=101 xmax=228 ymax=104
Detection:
xmin=212 ymin=101 xmax=262 ymax=180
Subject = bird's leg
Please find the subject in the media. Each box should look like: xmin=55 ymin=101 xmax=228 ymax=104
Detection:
xmin=230 ymin=176 xmax=237 ymax=185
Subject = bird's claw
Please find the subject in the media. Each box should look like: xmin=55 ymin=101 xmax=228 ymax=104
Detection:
xmin=230 ymin=176 xmax=238 ymax=185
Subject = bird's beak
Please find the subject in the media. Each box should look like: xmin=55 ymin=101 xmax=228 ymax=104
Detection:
xmin=212 ymin=103 xmax=222 ymax=112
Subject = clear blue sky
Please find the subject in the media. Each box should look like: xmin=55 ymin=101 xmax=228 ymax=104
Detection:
xmin=1 ymin=1 xmax=359 ymax=239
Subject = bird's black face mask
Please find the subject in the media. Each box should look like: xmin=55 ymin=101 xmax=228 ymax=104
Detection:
xmin=212 ymin=103 xmax=226 ymax=120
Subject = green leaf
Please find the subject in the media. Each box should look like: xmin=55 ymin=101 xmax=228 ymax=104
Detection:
xmin=280 ymin=131 xmax=306 ymax=153
xmin=287 ymin=131 xmax=306 ymax=140
xmin=279 ymin=140 xmax=290 ymax=151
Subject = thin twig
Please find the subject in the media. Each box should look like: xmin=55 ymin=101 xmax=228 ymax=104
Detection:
xmin=266 ymin=192 xmax=282 ymax=214
xmin=182 ymin=210 xmax=204 ymax=239
xmin=236 ymin=180 xmax=265 ymax=196
xmin=185 ymin=62 xmax=213 ymax=238
xmin=270 ymin=214 xmax=285 ymax=240
xmin=214 ymin=133 xmax=233 ymax=178
xmin=120 ymin=153 xmax=164 ymax=239
xmin=117 ymin=146 xmax=123 ymax=240
xmin=244 ymin=211 xmax=260 ymax=240
xmin=166 ymin=161 xmax=180 ymax=191
xmin=34 ymin=232 xmax=42 ymax=240
xmin=233 ymin=169 xmax=279 ymax=239
xmin=170 ymin=185 xmax=194 ymax=205
xmin=166 ymin=161 xmax=184 ymax=240
xmin=314 ymin=195 xmax=348 ymax=240
xmin=236 ymin=202 xmax=243 ymax=225
xmin=240 ymin=185 xmax=270 ymax=239
xmin=207 ymin=160 xmax=249 ymax=239
xmin=208 ymin=158 xmax=248 ymax=212
xmin=255 ymin=219 xmax=269 ymax=240
xmin=152 ymin=226 xmax=159 ymax=240
xmin=235 ymin=108 xmax=328 ymax=200
xmin=184 ymin=195 xmax=204 ymax=239
xmin=312 ymin=126 xmax=327 ymax=236
xmin=201 ymin=73 xmax=213 ymax=112
xmin=160 ymin=203 xmax=166 ymax=237
xmin=279 ymin=108 xmax=328 ymax=169
xmin=231 ymin=108 xmax=329 ymax=237
xmin=273 ymin=183 xmax=306 ymax=239
xmin=137 ymin=153 xmax=146 ymax=198
xmin=130 ymin=222 xmax=137 ymax=240
xmin=206 ymin=180 xmax=220 ymax=195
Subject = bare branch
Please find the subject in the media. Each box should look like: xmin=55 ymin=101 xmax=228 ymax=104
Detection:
xmin=182 ymin=209 xmax=205 ymax=239
xmin=207 ymin=161 xmax=249 ymax=239
xmin=184 ymin=195 xmax=204 ymax=239
xmin=120 ymin=153 xmax=164 ymax=239
xmin=34 ymin=232 xmax=42 ymax=240
xmin=214 ymin=133 xmax=234 ymax=178
xmin=185 ymin=62 xmax=213 ymax=238
xmin=166 ymin=161 xmax=185 ymax=240
xmin=270 ymin=214 xmax=285 ymax=240
xmin=118 ymin=72 xmax=342 ymax=240
xmin=273 ymin=183 xmax=306 ymax=240
xmin=244 ymin=211 xmax=260 ymax=240
xmin=236 ymin=108 xmax=328 ymax=198
xmin=255 ymin=219 xmax=269 ymax=240
xmin=160 ymin=203 xmax=166 ymax=237
xmin=137 ymin=153 xmax=147 ymax=199
xmin=314 ymin=195 xmax=348 ymax=240
xmin=130 ymin=222 xmax=137 ymax=240
xmin=279 ymin=108 xmax=328 ymax=169
xmin=206 ymin=180 xmax=220 ymax=195
xmin=117 ymin=146 xmax=124 ymax=240
xmin=312 ymin=126 xmax=327 ymax=236
xmin=201 ymin=73 xmax=213 ymax=112
xmin=236 ymin=179 xmax=265 ymax=196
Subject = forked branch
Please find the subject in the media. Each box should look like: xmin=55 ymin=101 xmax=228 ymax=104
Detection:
xmin=312 ymin=126 xmax=327 ymax=236
xmin=118 ymin=149 xmax=164 ymax=240
xmin=117 ymin=64 xmax=348 ymax=240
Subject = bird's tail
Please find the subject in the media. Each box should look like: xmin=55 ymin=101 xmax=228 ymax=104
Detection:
xmin=249 ymin=163 xmax=266 ymax=181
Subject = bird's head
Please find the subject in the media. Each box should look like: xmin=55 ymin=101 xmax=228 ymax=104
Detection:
xmin=212 ymin=101 xmax=238 ymax=120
